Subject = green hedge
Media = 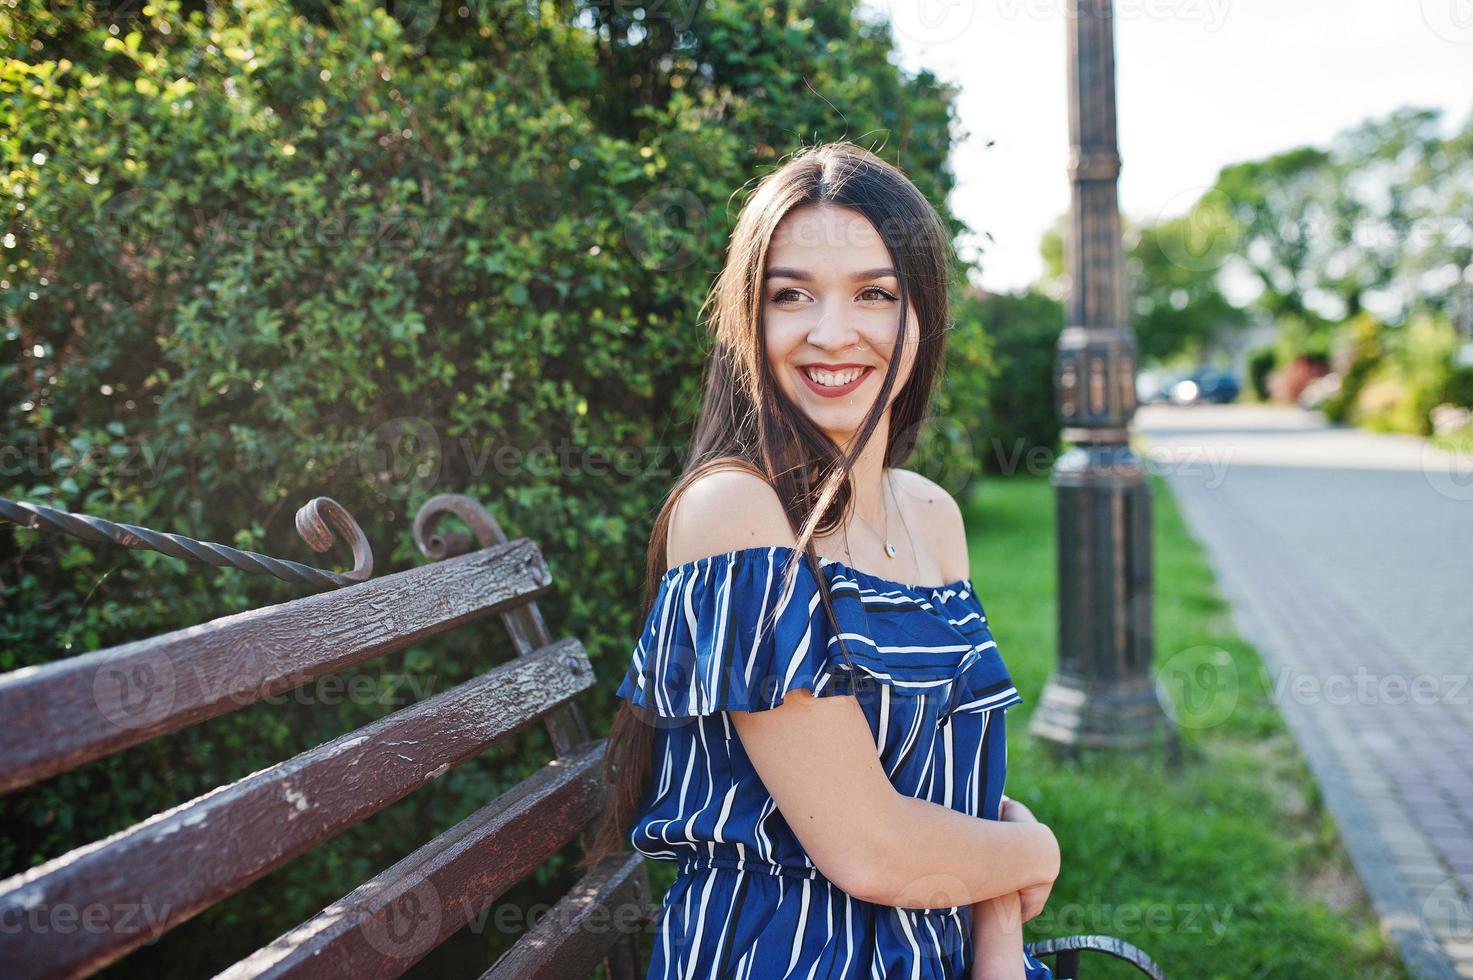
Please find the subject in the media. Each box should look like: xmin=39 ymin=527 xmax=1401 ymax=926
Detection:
xmin=1 ymin=0 xmax=977 ymax=972
xmin=957 ymin=287 xmax=1063 ymax=476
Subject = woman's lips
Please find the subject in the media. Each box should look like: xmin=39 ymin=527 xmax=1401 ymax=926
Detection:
xmin=797 ymin=365 xmax=874 ymax=398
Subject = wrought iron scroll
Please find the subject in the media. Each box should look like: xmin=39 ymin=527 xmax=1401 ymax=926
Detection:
xmin=412 ymin=492 xmax=503 ymax=561
xmin=0 ymin=495 xmax=373 ymax=589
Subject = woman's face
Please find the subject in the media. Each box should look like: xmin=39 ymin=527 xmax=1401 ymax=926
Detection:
xmin=763 ymin=204 xmax=919 ymax=446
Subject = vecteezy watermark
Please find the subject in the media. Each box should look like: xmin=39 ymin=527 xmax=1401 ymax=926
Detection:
xmin=1033 ymin=897 xmax=1235 ymax=945
xmin=875 ymin=0 xmax=1232 ymax=45
xmin=357 ymin=416 xmax=443 ymax=502
xmin=359 ymin=876 xmax=445 ymax=960
xmin=0 ymin=436 xmax=175 ymax=487
xmin=1152 ymin=186 xmax=1245 ymax=275
xmin=1153 ymin=182 xmax=1470 ymax=275
xmin=0 ymin=899 xmax=174 ymax=944
xmin=1421 ymin=876 xmax=1473 ymax=945
xmin=1154 ymin=645 xmax=1239 ymax=729
xmin=93 ymin=653 xmax=179 ymax=732
xmin=873 ymin=0 xmax=977 ymax=45
xmin=1419 ymin=0 xmax=1473 ymax=44
xmin=1421 ymin=438 xmax=1473 ymax=502
xmin=1268 ymin=666 xmax=1471 ymax=708
xmin=623 ymin=187 xmax=708 ymax=272
xmin=997 ymin=0 xmax=1232 ymax=30
xmin=94 ymin=631 xmax=440 ymax=731
xmin=354 ymin=875 xmax=658 ymax=959
xmin=90 ymin=186 xmax=181 ymax=273
xmin=979 ymin=437 xmax=1236 ymax=487
xmin=87 ymin=185 xmax=449 ymax=272
xmin=583 ymin=0 xmax=702 ymax=32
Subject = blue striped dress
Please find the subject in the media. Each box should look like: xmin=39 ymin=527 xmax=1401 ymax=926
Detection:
xmin=615 ymin=545 xmax=1054 ymax=979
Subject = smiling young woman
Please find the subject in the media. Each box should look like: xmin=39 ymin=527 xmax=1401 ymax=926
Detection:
xmin=588 ymin=142 xmax=1059 ymax=980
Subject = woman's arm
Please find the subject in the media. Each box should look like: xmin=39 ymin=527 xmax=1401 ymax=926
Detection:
xmin=730 ymin=692 xmax=1060 ymax=907
xmin=971 ymin=890 xmax=1027 ymax=980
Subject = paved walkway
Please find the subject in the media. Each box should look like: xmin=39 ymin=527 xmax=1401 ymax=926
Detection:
xmin=1134 ymin=403 xmax=1473 ymax=980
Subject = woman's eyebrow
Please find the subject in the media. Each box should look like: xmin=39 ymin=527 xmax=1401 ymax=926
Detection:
xmin=763 ymin=266 xmax=898 ymax=282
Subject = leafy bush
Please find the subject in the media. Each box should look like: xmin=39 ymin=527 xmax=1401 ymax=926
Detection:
xmin=1388 ymin=314 xmax=1461 ymax=435
xmin=1247 ymin=346 xmax=1276 ymax=401
xmin=1 ymin=0 xmax=966 ymax=973
xmin=1351 ymin=314 xmax=1460 ymax=435
xmin=1320 ymin=312 xmax=1385 ymax=423
xmin=1444 ymin=365 xmax=1473 ymax=409
xmin=953 ymin=288 xmax=1063 ymax=477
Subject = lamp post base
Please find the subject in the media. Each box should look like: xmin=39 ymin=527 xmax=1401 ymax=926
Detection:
xmin=1029 ymin=673 xmax=1182 ymax=766
xmin=1030 ymin=442 xmax=1179 ymax=763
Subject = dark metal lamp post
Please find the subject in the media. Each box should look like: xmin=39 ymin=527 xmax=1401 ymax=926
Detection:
xmin=1029 ymin=0 xmax=1179 ymax=762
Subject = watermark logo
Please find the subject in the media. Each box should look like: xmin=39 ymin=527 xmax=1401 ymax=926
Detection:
xmin=90 ymin=186 xmax=181 ymax=272
xmin=93 ymin=655 xmax=178 ymax=732
xmin=1420 ymin=876 xmax=1473 ymax=946
xmin=0 ymin=900 xmax=174 ymax=943
xmin=1155 ymin=644 xmax=1238 ymax=729
xmin=356 ymin=416 xmax=443 ymax=501
xmin=360 ymin=877 xmax=444 ymax=960
xmin=1419 ymin=0 xmax=1473 ymax=43
xmin=1421 ymin=438 xmax=1473 ymax=502
xmin=879 ymin=0 xmax=977 ymax=45
xmin=624 ymin=188 xmax=706 ymax=272
xmin=1034 ymin=896 xmax=1234 ymax=944
xmin=1268 ymin=666 xmax=1470 ymax=707
xmin=994 ymin=0 xmax=1232 ymax=32
xmin=1154 ymin=186 xmax=1244 ymax=274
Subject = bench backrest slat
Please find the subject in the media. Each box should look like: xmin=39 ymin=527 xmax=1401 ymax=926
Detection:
xmin=480 ymin=852 xmax=651 ymax=980
xmin=0 ymin=538 xmax=550 ymax=795
xmin=0 ymin=638 xmax=593 ymax=978
xmin=216 ymin=741 xmax=609 ymax=979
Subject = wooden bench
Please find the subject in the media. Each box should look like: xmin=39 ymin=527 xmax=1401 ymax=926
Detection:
xmin=0 ymin=493 xmax=655 ymax=978
xmin=0 ymin=492 xmax=1166 ymax=979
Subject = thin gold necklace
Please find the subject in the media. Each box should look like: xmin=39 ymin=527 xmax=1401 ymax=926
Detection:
xmin=847 ymin=470 xmax=910 ymax=560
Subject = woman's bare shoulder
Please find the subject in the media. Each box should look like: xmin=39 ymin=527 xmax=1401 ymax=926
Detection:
xmin=666 ymin=462 xmax=797 ymax=570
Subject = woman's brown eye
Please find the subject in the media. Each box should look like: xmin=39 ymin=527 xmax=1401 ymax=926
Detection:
xmin=773 ymin=289 xmax=802 ymax=303
xmin=861 ymin=287 xmax=897 ymax=302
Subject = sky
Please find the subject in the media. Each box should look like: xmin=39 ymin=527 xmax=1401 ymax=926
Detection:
xmin=866 ymin=0 xmax=1473 ymax=294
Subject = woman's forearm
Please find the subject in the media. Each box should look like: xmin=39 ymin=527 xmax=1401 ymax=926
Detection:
xmin=971 ymin=891 xmax=1026 ymax=980
xmin=851 ymin=794 xmax=1059 ymax=908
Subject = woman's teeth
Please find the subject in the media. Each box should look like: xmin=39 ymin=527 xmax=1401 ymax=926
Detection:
xmin=805 ymin=367 xmax=866 ymax=387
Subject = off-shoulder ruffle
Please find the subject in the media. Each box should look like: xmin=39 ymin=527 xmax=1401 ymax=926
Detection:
xmin=615 ymin=547 xmax=858 ymax=716
xmin=615 ymin=545 xmax=1023 ymax=722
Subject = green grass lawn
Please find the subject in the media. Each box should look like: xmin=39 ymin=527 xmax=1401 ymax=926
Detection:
xmin=963 ymin=472 xmax=1409 ymax=980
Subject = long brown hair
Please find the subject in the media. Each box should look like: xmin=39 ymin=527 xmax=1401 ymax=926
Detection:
xmin=582 ymin=140 xmax=955 ymax=870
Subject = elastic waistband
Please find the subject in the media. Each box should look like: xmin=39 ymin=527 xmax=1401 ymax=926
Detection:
xmin=673 ymin=855 xmax=968 ymax=914
xmin=676 ymin=854 xmax=830 ymax=882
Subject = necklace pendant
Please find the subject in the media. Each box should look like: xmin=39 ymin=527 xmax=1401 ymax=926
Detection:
xmin=884 ymin=541 xmax=897 ymax=558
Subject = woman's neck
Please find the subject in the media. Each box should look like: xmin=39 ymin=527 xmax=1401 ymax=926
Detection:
xmin=843 ymin=418 xmax=891 ymax=529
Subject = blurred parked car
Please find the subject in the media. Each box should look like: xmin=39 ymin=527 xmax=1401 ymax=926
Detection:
xmin=1167 ymin=368 xmax=1241 ymax=405
xmin=1136 ymin=368 xmax=1184 ymax=405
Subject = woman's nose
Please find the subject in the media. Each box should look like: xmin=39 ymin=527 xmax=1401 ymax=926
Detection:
xmin=806 ymin=305 xmax=861 ymax=351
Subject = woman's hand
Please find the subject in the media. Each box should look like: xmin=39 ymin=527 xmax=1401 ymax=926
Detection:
xmin=998 ymin=796 xmax=1057 ymax=923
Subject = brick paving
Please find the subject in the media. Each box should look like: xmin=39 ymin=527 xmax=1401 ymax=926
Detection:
xmin=1135 ymin=403 xmax=1473 ymax=980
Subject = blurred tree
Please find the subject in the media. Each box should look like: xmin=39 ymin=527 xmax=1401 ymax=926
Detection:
xmin=1126 ymin=218 xmax=1250 ymax=365
xmin=1040 ymin=211 xmax=1247 ymax=365
xmin=954 ymin=286 xmax=1063 ymax=475
xmin=1320 ymin=107 xmax=1465 ymax=324
xmin=1213 ymin=145 xmax=1334 ymax=324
